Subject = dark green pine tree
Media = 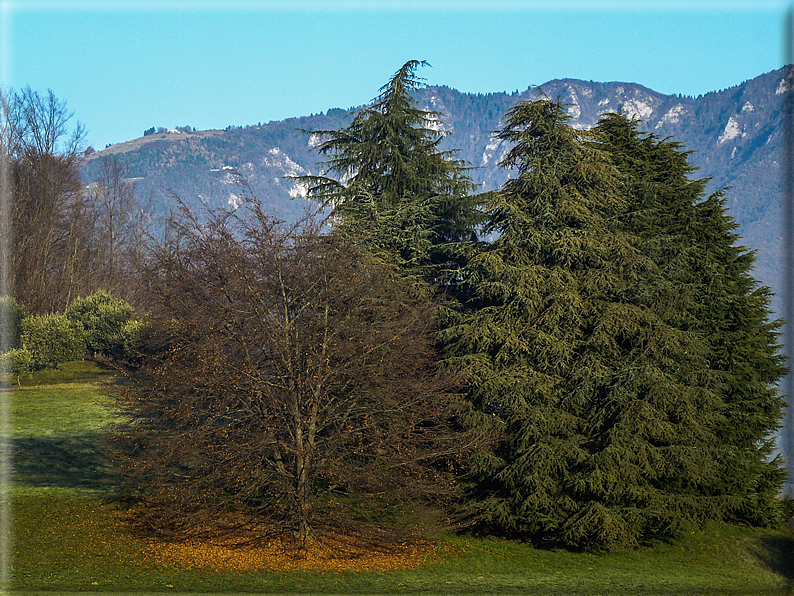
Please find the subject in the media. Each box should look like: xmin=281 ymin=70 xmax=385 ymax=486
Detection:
xmin=441 ymin=99 xmax=727 ymax=550
xmin=296 ymin=60 xmax=480 ymax=269
xmin=593 ymin=113 xmax=788 ymax=527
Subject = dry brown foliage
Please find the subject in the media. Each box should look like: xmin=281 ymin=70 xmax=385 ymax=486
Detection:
xmin=146 ymin=530 xmax=445 ymax=572
xmin=112 ymin=193 xmax=476 ymax=546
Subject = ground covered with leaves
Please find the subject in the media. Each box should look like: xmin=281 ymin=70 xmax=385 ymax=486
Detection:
xmin=148 ymin=534 xmax=442 ymax=573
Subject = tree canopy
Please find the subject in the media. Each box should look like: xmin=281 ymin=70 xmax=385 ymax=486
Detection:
xmin=296 ymin=60 xmax=481 ymax=268
xmin=440 ymin=99 xmax=781 ymax=550
xmin=593 ymin=113 xmax=788 ymax=527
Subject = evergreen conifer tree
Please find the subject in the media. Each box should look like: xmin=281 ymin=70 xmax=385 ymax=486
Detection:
xmin=296 ymin=60 xmax=480 ymax=268
xmin=593 ymin=113 xmax=788 ymax=527
xmin=442 ymin=99 xmax=728 ymax=550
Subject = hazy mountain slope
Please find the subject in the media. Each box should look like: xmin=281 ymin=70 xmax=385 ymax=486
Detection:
xmin=81 ymin=66 xmax=791 ymax=311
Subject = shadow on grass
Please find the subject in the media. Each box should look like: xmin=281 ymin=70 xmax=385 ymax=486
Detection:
xmin=15 ymin=359 xmax=120 ymax=388
xmin=754 ymin=530 xmax=794 ymax=595
xmin=12 ymin=433 xmax=117 ymax=494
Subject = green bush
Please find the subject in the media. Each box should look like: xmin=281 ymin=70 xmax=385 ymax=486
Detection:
xmin=0 ymin=296 xmax=30 ymax=350
xmin=65 ymin=291 xmax=136 ymax=357
xmin=109 ymin=317 xmax=153 ymax=368
xmin=782 ymin=497 xmax=794 ymax=527
xmin=119 ymin=318 xmax=149 ymax=352
xmin=22 ymin=314 xmax=85 ymax=369
xmin=0 ymin=347 xmax=34 ymax=381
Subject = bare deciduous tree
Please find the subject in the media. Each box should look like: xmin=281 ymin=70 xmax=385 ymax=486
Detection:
xmin=1 ymin=86 xmax=154 ymax=312
xmin=83 ymin=154 xmax=151 ymax=301
xmin=3 ymin=87 xmax=86 ymax=312
xmin=113 ymin=195 xmax=474 ymax=548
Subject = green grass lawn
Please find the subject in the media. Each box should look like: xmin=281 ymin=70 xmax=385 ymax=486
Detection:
xmin=7 ymin=361 xmax=794 ymax=595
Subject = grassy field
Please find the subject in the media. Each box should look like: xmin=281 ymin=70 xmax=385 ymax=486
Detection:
xmin=7 ymin=361 xmax=794 ymax=595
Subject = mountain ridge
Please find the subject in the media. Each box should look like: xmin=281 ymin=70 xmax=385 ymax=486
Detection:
xmin=82 ymin=66 xmax=791 ymax=313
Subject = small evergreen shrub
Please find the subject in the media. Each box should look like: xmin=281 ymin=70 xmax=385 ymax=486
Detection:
xmin=117 ymin=317 xmax=152 ymax=366
xmin=0 ymin=347 xmax=33 ymax=381
xmin=22 ymin=314 xmax=85 ymax=369
xmin=782 ymin=497 xmax=794 ymax=527
xmin=65 ymin=291 xmax=136 ymax=357
xmin=0 ymin=296 xmax=30 ymax=350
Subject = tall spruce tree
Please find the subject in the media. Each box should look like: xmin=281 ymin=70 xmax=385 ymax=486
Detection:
xmin=296 ymin=60 xmax=480 ymax=269
xmin=593 ymin=113 xmax=788 ymax=527
xmin=441 ymin=99 xmax=728 ymax=550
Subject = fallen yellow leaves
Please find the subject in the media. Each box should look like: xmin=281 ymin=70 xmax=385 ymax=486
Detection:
xmin=147 ymin=533 xmax=442 ymax=573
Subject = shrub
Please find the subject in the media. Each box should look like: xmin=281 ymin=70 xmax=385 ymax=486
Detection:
xmin=65 ymin=291 xmax=136 ymax=357
xmin=116 ymin=317 xmax=153 ymax=367
xmin=0 ymin=296 xmax=30 ymax=350
xmin=22 ymin=314 xmax=85 ymax=369
xmin=782 ymin=497 xmax=794 ymax=528
xmin=0 ymin=347 xmax=34 ymax=382
xmin=120 ymin=318 xmax=148 ymax=349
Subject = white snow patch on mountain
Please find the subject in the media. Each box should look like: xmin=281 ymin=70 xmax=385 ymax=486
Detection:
xmin=262 ymin=147 xmax=307 ymax=177
xmin=622 ymin=99 xmax=653 ymax=121
xmin=426 ymin=116 xmax=445 ymax=132
xmin=228 ymin=192 xmax=241 ymax=210
xmin=655 ymin=104 xmax=686 ymax=129
xmin=598 ymin=98 xmax=610 ymax=107
xmin=308 ymin=133 xmax=322 ymax=148
xmin=289 ymin=180 xmax=310 ymax=198
xmin=566 ymin=87 xmax=581 ymax=119
xmin=777 ymin=78 xmax=791 ymax=95
xmin=482 ymin=135 xmax=501 ymax=165
xmin=718 ymin=116 xmax=741 ymax=144
xmin=742 ymin=101 xmax=754 ymax=112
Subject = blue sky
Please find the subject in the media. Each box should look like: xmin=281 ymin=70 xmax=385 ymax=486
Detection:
xmin=1 ymin=0 xmax=789 ymax=151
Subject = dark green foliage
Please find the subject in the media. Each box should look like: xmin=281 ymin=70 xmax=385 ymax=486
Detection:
xmin=782 ymin=497 xmax=794 ymax=525
xmin=442 ymin=99 xmax=730 ymax=550
xmin=296 ymin=60 xmax=481 ymax=268
xmin=593 ymin=113 xmax=788 ymax=528
xmin=64 ymin=291 xmax=137 ymax=358
xmin=0 ymin=347 xmax=33 ymax=381
xmin=0 ymin=295 xmax=30 ymax=350
xmin=21 ymin=313 xmax=85 ymax=369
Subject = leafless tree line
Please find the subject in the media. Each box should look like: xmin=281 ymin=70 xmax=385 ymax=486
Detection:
xmin=0 ymin=86 xmax=153 ymax=313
